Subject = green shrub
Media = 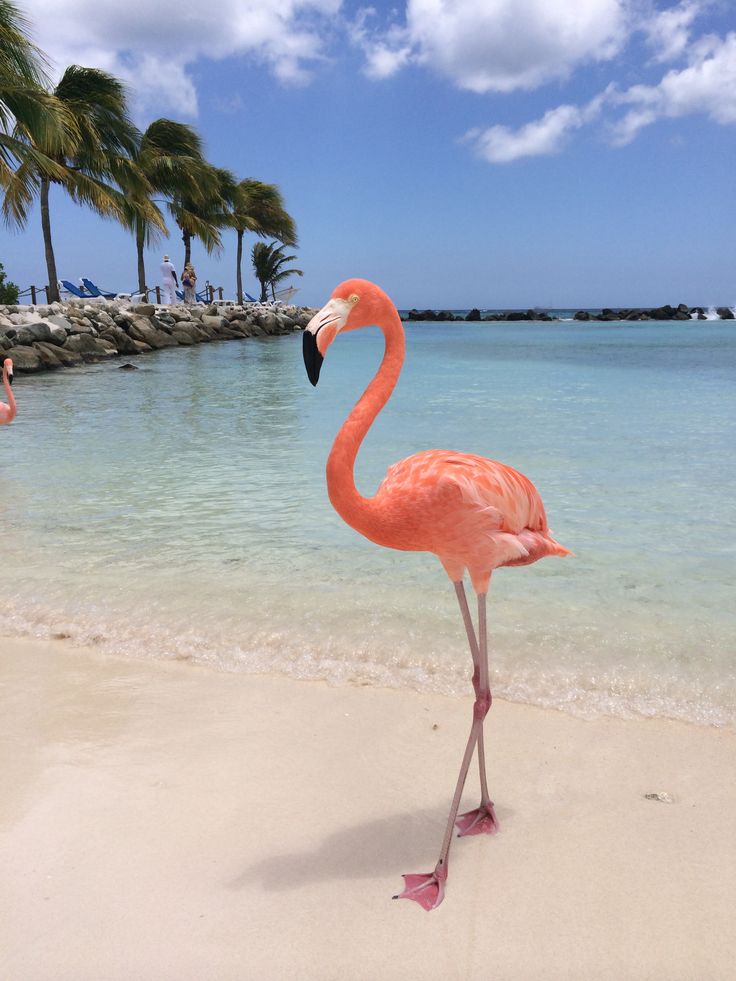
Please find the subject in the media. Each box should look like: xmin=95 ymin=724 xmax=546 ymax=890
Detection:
xmin=0 ymin=263 xmax=20 ymax=304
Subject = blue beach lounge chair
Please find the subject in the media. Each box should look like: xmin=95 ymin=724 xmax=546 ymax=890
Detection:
xmin=81 ymin=278 xmax=117 ymax=299
xmin=60 ymin=280 xmax=89 ymax=298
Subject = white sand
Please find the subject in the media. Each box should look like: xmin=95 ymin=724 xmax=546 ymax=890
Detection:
xmin=1 ymin=635 xmax=734 ymax=980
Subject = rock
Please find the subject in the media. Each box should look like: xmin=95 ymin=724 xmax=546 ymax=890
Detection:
xmin=99 ymin=326 xmax=139 ymax=355
xmin=127 ymin=319 xmax=177 ymax=348
xmin=16 ymin=322 xmax=52 ymax=345
xmin=132 ymin=303 xmax=155 ymax=317
xmin=7 ymin=344 xmax=42 ymax=372
xmin=201 ymin=315 xmax=228 ymax=331
xmin=68 ymin=319 xmax=97 ymax=335
xmin=574 ymin=311 xmax=591 ymax=321
xmin=48 ymin=325 xmax=69 ymax=346
xmin=172 ymin=329 xmax=196 ymax=345
xmin=65 ymin=334 xmax=117 ymax=359
xmin=32 ymin=342 xmax=65 ymax=369
xmin=119 ymin=363 xmax=139 ymax=370
xmin=716 ymin=307 xmax=735 ymax=320
xmin=46 ymin=314 xmax=73 ymax=332
xmin=34 ymin=341 xmax=82 ymax=367
xmin=132 ymin=340 xmax=152 ymax=353
xmin=465 ymin=308 xmax=481 ymax=322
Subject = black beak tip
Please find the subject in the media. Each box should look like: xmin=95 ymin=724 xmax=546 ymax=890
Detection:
xmin=302 ymin=330 xmax=323 ymax=387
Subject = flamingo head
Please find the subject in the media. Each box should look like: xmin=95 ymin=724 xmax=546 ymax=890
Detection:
xmin=3 ymin=358 xmax=12 ymax=386
xmin=302 ymin=279 xmax=393 ymax=386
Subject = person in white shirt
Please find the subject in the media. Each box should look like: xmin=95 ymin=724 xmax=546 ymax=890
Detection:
xmin=160 ymin=254 xmax=179 ymax=304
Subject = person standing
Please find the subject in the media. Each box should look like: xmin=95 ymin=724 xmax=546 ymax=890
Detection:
xmin=182 ymin=262 xmax=197 ymax=305
xmin=160 ymin=254 xmax=179 ymax=304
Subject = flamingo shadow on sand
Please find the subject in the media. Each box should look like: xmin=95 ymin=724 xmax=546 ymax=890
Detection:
xmin=301 ymin=280 xmax=570 ymax=910
xmin=230 ymin=802 xmax=514 ymax=893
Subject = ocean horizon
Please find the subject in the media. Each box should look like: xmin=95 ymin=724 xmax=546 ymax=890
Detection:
xmin=2 ymin=316 xmax=734 ymax=727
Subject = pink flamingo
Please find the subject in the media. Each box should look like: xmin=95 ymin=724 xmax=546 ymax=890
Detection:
xmin=303 ymin=279 xmax=570 ymax=910
xmin=0 ymin=358 xmax=15 ymax=425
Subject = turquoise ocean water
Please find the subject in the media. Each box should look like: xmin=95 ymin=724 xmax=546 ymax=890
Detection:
xmin=2 ymin=319 xmax=734 ymax=725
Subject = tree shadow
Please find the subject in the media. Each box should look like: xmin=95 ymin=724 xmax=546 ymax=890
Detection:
xmin=229 ymin=802 xmax=511 ymax=892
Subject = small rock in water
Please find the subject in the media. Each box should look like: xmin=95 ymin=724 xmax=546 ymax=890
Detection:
xmin=119 ymin=363 xmax=139 ymax=370
xmin=644 ymin=792 xmax=675 ymax=803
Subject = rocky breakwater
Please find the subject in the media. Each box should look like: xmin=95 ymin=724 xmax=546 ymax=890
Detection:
xmin=0 ymin=301 xmax=316 ymax=374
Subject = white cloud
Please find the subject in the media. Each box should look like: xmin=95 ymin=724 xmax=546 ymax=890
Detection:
xmin=465 ymin=29 xmax=736 ymax=162
xmin=465 ymin=94 xmax=608 ymax=163
xmin=609 ymin=31 xmax=736 ymax=143
xmin=24 ymin=0 xmax=342 ymax=116
xmin=352 ymin=0 xmax=630 ymax=92
xmin=642 ymin=1 xmax=703 ymax=63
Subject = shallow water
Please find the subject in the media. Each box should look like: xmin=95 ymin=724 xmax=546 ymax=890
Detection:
xmin=2 ymin=320 xmax=735 ymax=725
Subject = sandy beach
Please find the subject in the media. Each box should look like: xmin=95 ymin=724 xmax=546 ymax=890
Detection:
xmin=1 ymin=635 xmax=734 ymax=980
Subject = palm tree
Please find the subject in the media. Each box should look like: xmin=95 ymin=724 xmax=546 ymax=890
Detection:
xmin=232 ymin=179 xmax=296 ymax=305
xmin=251 ymin=240 xmax=303 ymax=303
xmin=0 ymin=0 xmax=71 ymax=217
xmin=171 ymin=164 xmax=237 ymax=271
xmin=126 ymin=118 xmax=213 ymax=294
xmin=4 ymin=64 xmax=162 ymax=301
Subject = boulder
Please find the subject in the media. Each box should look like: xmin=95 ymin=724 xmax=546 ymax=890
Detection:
xmin=172 ymin=328 xmax=196 ymax=345
xmin=201 ymin=314 xmax=228 ymax=331
xmin=16 ymin=322 xmax=52 ymax=345
xmin=99 ymin=326 xmax=139 ymax=354
xmin=7 ymin=344 xmax=42 ymax=372
xmin=131 ymin=303 xmax=155 ymax=317
xmin=48 ymin=325 xmax=69 ymax=346
xmin=32 ymin=342 xmax=64 ymax=369
xmin=34 ymin=341 xmax=82 ymax=367
xmin=46 ymin=314 xmax=73 ymax=332
xmin=65 ymin=334 xmax=117 ymax=359
xmin=716 ymin=307 xmax=735 ymax=320
xmin=465 ymin=308 xmax=481 ymax=322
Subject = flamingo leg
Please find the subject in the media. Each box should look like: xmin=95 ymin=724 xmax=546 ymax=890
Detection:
xmin=454 ymin=581 xmax=492 ymax=806
xmin=455 ymin=592 xmax=500 ymax=838
xmin=394 ymin=584 xmax=498 ymax=911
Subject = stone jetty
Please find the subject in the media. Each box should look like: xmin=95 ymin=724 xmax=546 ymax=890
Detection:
xmin=403 ymin=304 xmax=735 ymax=322
xmin=0 ymin=300 xmax=317 ymax=374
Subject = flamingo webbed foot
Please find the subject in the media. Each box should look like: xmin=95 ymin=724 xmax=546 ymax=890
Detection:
xmin=455 ymin=801 xmax=499 ymax=837
xmin=393 ymin=864 xmax=447 ymax=911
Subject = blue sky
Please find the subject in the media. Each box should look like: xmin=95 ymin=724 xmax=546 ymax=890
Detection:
xmin=2 ymin=0 xmax=735 ymax=308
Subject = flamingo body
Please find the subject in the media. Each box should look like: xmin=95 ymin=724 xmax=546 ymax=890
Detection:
xmin=362 ymin=448 xmax=568 ymax=592
xmin=0 ymin=358 xmax=16 ymax=425
xmin=303 ymin=279 xmax=569 ymax=909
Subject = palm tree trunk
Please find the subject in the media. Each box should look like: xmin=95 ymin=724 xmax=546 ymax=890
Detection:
xmin=182 ymin=230 xmax=192 ymax=268
xmin=260 ymin=278 xmax=267 ymax=302
xmin=136 ymin=223 xmax=146 ymax=295
xmin=40 ymin=177 xmax=60 ymax=303
xmin=236 ymin=229 xmax=243 ymax=305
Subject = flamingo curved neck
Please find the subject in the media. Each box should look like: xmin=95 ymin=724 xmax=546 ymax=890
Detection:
xmin=326 ymin=306 xmax=405 ymax=538
xmin=2 ymin=370 xmax=15 ymax=422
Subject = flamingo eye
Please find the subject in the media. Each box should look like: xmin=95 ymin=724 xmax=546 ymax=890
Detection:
xmin=348 ymin=293 xmax=360 ymax=304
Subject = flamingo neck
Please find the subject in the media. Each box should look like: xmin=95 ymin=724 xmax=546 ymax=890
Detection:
xmin=2 ymin=370 xmax=15 ymax=421
xmin=326 ymin=305 xmax=405 ymax=536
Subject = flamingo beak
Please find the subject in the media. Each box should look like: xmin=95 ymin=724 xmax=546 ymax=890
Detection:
xmin=303 ymin=298 xmax=351 ymax=386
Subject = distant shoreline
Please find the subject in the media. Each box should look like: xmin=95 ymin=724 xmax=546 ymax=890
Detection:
xmin=402 ymin=303 xmax=736 ymax=323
